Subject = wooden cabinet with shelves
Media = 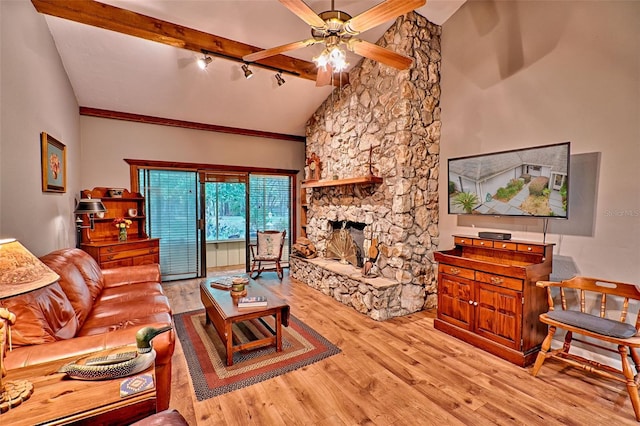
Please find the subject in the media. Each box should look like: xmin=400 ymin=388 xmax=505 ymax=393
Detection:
xmin=434 ymin=235 xmax=553 ymax=367
xmin=79 ymin=187 xmax=159 ymax=269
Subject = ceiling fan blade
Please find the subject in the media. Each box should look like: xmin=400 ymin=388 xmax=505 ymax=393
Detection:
xmin=348 ymin=39 xmax=412 ymax=70
xmin=243 ymin=38 xmax=320 ymax=62
xmin=279 ymin=0 xmax=327 ymax=29
xmin=343 ymin=0 xmax=426 ymax=35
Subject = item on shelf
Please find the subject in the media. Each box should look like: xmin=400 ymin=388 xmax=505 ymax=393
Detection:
xmin=127 ymin=208 xmax=138 ymax=217
xmin=237 ymin=296 xmax=268 ymax=308
xmin=107 ymin=188 xmax=125 ymax=198
xmin=478 ymin=231 xmax=512 ymax=240
xmin=96 ymin=212 xmax=105 ymax=218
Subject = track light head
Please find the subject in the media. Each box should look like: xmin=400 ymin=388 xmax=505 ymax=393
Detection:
xmin=242 ymin=64 xmax=253 ymax=79
xmin=197 ymin=55 xmax=212 ymax=70
xmin=275 ymin=72 xmax=286 ymax=86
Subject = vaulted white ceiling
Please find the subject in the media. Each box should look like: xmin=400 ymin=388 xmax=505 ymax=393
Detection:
xmin=42 ymin=1 xmax=465 ymax=137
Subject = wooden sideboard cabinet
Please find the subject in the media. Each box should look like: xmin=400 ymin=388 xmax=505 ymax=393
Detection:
xmin=79 ymin=187 xmax=160 ymax=269
xmin=81 ymin=238 xmax=160 ymax=269
xmin=434 ymin=235 xmax=554 ymax=367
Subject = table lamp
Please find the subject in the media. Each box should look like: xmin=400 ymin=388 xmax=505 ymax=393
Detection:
xmin=0 ymin=239 xmax=60 ymax=413
xmin=74 ymin=197 xmax=107 ymax=245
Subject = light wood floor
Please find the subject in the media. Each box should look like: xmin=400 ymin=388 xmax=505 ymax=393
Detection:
xmin=163 ymin=269 xmax=639 ymax=425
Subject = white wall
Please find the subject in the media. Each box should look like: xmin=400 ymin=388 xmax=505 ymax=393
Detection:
xmin=0 ymin=0 xmax=80 ymax=256
xmin=79 ymin=116 xmax=305 ymax=190
xmin=440 ymin=1 xmax=640 ymax=283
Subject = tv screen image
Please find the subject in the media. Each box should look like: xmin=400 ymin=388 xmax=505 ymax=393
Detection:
xmin=447 ymin=142 xmax=570 ymax=218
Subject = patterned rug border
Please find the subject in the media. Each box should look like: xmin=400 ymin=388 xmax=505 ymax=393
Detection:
xmin=174 ymin=309 xmax=341 ymax=400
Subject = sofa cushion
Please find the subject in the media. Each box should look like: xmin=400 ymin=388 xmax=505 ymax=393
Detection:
xmin=41 ymin=250 xmax=95 ymax=327
xmin=78 ymin=295 xmax=172 ymax=335
xmin=64 ymin=248 xmax=105 ymax=302
xmin=0 ymin=282 xmax=78 ymax=347
xmin=98 ymin=282 xmax=164 ymax=303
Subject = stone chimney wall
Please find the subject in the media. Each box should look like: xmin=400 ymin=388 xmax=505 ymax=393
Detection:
xmin=303 ymin=12 xmax=442 ymax=312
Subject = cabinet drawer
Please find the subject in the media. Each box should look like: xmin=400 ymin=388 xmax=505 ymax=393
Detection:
xmin=454 ymin=237 xmax=474 ymax=246
xmin=473 ymin=239 xmax=493 ymax=248
xmin=133 ymin=254 xmax=159 ymax=266
xmin=101 ymin=258 xmax=134 ymax=269
xmin=100 ymin=246 xmax=159 ymax=262
xmin=439 ymin=264 xmax=475 ymax=280
xmin=516 ymin=244 xmax=544 ymax=254
xmin=101 ymin=241 xmax=158 ymax=254
xmin=494 ymin=241 xmax=517 ymax=251
xmin=475 ymin=272 xmax=523 ymax=291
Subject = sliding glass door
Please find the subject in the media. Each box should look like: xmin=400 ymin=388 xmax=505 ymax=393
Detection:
xmin=139 ymin=169 xmax=201 ymax=281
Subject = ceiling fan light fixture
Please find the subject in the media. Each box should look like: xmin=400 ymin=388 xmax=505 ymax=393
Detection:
xmin=197 ymin=55 xmax=212 ymax=70
xmin=313 ymin=45 xmax=348 ymax=73
xmin=242 ymin=64 xmax=254 ymax=79
xmin=275 ymin=72 xmax=286 ymax=86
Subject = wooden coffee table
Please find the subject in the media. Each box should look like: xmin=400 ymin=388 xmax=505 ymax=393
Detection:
xmin=199 ymin=277 xmax=290 ymax=366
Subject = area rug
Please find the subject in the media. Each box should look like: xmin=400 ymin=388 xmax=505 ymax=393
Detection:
xmin=174 ymin=309 xmax=341 ymax=400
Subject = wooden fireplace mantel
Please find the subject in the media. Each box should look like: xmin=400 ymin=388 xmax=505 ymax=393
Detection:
xmin=301 ymin=175 xmax=383 ymax=189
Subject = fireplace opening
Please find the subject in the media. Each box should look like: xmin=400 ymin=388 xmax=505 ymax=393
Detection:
xmin=326 ymin=221 xmax=367 ymax=267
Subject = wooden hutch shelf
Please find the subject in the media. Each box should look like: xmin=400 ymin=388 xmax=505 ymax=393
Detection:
xmin=301 ymin=175 xmax=383 ymax=189
xmin=434 ymin=234 xmax=554 ymax=367
xmin=79 ymin=187 xmax=159 ymax=269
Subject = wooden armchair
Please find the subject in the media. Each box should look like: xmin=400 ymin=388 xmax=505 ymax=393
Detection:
xmin=249 ymin=230 xmax=286 ymax=280
xmin=531 ymin=276 xmax=640 ymax=421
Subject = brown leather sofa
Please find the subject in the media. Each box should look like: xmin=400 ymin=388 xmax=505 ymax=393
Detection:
xmin=1 ymin=248 xmax=175 ymax=411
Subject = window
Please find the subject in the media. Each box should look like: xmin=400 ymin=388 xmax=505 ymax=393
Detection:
xmin=204 ymin=173 xmax=247 ymax=242
xmin=249 ymin=174 xmax=291 ymax=240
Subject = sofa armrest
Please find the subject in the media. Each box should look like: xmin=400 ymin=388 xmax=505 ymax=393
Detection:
xmin=102 ymin=264 xmax=161 ymax=288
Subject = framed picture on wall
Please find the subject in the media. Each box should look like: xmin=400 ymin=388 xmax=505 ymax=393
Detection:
xmin=41 ymin=132 xmax=66 ymax=193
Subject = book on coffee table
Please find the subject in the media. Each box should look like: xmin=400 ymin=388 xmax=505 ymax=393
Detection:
xmin=238 ymin=296 xmax=268 ymax=308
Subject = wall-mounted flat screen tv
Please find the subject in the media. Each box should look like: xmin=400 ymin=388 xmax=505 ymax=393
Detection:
xmin=447 ymin=142 xmax=570 ymax=218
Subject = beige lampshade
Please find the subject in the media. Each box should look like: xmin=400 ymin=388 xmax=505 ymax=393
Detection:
xmin=0 ymin=239 xmax=60 ymax=299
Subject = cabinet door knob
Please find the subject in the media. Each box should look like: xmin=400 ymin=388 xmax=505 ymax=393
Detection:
xmin=527 ymin=247 xmax=532 ymax=251
xmin=480 ymin=241 xmax=484 ymax=245
xmin=473 ymin=301 xmax=478 ymax=306
xmin=468 ymin=300 xmax=473 ymax=305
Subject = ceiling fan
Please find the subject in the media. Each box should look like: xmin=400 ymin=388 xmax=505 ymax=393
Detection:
xmin=243 ymin=0 xmax=426 ymax=86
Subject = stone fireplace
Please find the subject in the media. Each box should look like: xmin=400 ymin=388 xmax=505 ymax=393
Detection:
xmin=291 ymin=12 xmax=441 ymax=320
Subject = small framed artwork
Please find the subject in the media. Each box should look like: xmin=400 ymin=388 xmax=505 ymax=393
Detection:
xmin=41 ymin=132 xmax=67 ymax=193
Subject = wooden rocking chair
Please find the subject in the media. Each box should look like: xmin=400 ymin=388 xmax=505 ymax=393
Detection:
xmin=531 ymin=276 xmax=640 ymax=421
xmin=249 ymin=230 xmax=286 ymax=280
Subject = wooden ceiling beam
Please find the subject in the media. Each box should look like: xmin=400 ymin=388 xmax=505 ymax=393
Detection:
xmin=31 ymin=0 xmax=320 ymax=81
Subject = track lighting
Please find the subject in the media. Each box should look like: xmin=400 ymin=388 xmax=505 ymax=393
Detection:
xmin=242 ymin=64 xmax=253 ymax=79
xmin=197 ymin=55 xmax=212 ymax=70
xmin=275 ymin=72 xmax=286 ymax=86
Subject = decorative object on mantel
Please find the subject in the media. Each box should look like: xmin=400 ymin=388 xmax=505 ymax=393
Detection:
xmin=307 ymin=153 xmax=321 ymax=181
xmin=0 ymin=239 xmax=60 ymax=414
xmin=113 ymin=218 xmax=132 ymax=242
xmin=292 ymin=237 xmax=317 ymax=259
